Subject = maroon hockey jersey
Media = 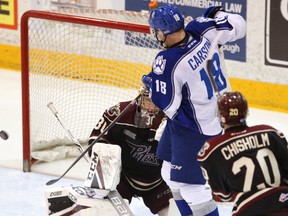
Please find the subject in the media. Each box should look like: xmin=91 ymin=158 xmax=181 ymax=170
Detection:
xmin=89 ymin=101 xmax=165 ymax=183
xmin=198 ymin=124 xmax=288 ymax=216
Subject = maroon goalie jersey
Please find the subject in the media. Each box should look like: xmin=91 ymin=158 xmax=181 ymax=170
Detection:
xmin=89 ymin=101 xmax=165 ymax=182
xmin=198 ymin=124 xmax=288 ymax=216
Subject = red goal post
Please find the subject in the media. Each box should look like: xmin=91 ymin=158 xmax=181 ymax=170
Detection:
xmin=21 ymin=9 xmax=161 ymax=172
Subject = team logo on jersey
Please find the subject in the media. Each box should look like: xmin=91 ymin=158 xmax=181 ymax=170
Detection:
xmin=198 ymin=142 xmax=210 ymax=157
xmin=153 ymin=55 xmax=166 ymax=75
xmin=107 ymin=104 xmax=120 ymax=116
xmin=126 ymin=140 xmax=160 ymax=166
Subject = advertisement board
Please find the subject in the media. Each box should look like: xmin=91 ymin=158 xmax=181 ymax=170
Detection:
xmin=0 ymin=0 xmax=17 ymax=30
xmin=125 ymin=0 xmax=247 ymax=62
xmin=265 ymin=0 xmax=288 ymax=68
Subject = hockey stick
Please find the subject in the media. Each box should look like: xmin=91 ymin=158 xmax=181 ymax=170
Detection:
xmin=47 ymin=102 xmax=90 ymax=163
xmin=108 ymin=190 xmax=135 ymax=216
xmin=47 ymin=103 xmax=135 ymax=215
xmin=219 ymin=45 xmax=232 ymax=91
xmin=0 ymin=130 xmax=9 ymax=140
xmin=46 ymin=92 xmax=142 ymax=186
xmin=206 ymin=31 xmax=224 ymax=98
xmin=47 ymin=102 xmax=105 ymax=189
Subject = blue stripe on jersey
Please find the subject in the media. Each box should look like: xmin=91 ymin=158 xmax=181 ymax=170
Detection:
xmin=172 ymin=83 xmax=204 ymax=134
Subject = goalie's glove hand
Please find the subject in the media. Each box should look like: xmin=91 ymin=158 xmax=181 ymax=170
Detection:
xmin=203 ymin=6 xmax=225 ymax=18
xmin=142 ymin=74 xmax=152 ymax=89
xmin=155 ymin=117 xmax=167 ymax=141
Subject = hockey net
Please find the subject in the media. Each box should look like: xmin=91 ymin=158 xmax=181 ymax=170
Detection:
xmin=21 ymin=9 xmax=161 ymax=172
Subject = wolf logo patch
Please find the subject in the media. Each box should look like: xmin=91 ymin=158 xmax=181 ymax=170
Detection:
xmin=153 ymin=55 xmax=166 ymax=75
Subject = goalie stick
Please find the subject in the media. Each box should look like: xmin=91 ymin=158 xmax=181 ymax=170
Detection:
xmin=47 ymin=102 xmax=105 ymax=189
xmin=107 ymin=190 xmax=134 ymax=216
xmin=46 ymin=103 xmax=135 ymax=215
xmin=47 ymin=102 xmax=90 ymax=163
xmin=46 ymin=92 xmax=142 ymax=186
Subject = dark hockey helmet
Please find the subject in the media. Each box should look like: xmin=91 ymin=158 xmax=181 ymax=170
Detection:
xmin=138 ymin=88 xmax=159 ymax=116
xmin=217 ymin=91 xmax=248 ymax=125
xmin=149 ymin=4 xmax=184 ymax=36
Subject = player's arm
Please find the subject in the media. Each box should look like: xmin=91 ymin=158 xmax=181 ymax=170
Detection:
xmin=88 ymin=113 xmax=113 ymax=144
xmin=142 ymin=53 xmax=182 ymax=119
xmin=206 ymin=6 xmax=246 ymax=44
xmin=88 ymin=116 xmax=110 ymax=157
xmin=200 ymin=163 xmax=234 ymax=203
xmin=272 ymin=129 xmax=288 ymax=184
xmin=187 ymin=6 xmax=246 ymax=46
xmin=198 ymin=142 xmax=234 ymax=202
xmin=88 ymin=105 xmax=120 ymax=156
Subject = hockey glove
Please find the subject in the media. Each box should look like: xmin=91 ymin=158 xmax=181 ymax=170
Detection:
xmin=142 ymin=74 xmax=152 ymax=89
xmin=203 ymin=6 xmax=225 ymax=18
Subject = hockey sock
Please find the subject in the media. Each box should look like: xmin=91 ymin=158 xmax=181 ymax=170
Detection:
xmin=205 ymin=207 xmax=219 ymax=216
xmin=189 ymin=199 xmax=219 ymax=216
xmin=175 ymin=199 xmax=193 ymax=216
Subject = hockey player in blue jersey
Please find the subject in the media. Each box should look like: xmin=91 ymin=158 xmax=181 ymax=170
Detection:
xmin=142 ymin=4 xmax=247 ymax=216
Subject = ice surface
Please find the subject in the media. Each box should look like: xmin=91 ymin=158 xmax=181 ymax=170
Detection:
xmin=0 ymin=69 xmax=287 ymax=215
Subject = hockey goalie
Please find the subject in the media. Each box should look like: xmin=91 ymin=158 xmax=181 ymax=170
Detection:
xmin=45 ymin=143 xmax=134 ymax=216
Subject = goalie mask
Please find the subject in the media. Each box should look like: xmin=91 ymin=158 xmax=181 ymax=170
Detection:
xmin=217 ymin=91 xmax=248 ymax=126
xmin=135 ymin=89 xmax=160 ymax=128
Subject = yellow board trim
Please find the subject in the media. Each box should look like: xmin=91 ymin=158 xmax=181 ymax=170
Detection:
xmin=28 ymin=48 xmax=147 ymax=89
xmin=1 ymin=44 xmax=288 ymax=113
xmin=230 ymin=78 xmax=288 ymax=113
xmin=0 ymin=44 xmax=21 ymax=71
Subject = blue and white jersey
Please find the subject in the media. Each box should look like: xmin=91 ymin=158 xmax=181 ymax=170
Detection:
xmin=149 ymin=12 xmax=246 ymax=135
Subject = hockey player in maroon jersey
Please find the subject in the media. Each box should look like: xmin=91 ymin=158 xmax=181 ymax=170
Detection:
xmin=198 ymin=91 xmax=288 ymax=216
xmin=88 ymin=89 xmax=173 ymax=216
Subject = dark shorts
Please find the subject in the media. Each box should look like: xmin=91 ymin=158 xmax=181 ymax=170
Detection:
xmin=116 ymin=173 xmax=173 ymax=214
xmin=157 ymin=119 xmax=219 ymax=184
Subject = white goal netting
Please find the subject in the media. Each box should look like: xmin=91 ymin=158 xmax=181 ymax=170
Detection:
xmin=22 ymin=9 xmax=162 ymax=170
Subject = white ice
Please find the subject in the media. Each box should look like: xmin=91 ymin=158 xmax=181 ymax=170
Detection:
xmin=0 ymin=68 xmax=287 ymax=216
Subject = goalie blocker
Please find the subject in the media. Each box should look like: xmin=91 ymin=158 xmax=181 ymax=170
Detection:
xmin=84 ymin=143 xmax=121 ymax=191
xmin=45 ymin=143 xmax=134 ymax=216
